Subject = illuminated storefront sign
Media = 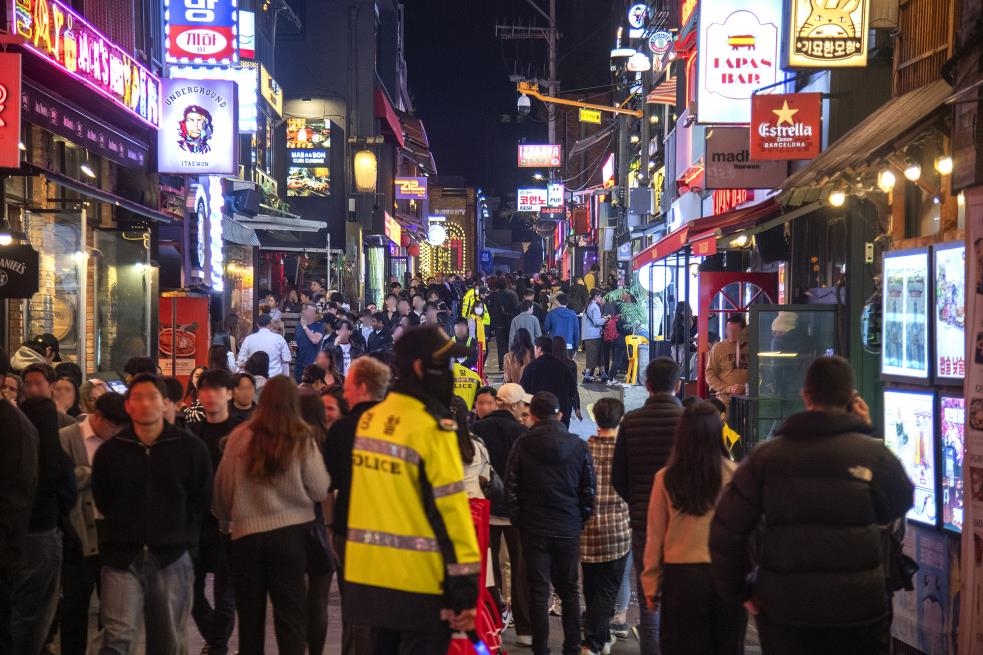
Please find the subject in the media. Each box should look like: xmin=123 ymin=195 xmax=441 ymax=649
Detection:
xmin=384 ymin=212 xmax=401 ymax=246
xmin=207 ymin=175 xmax=224 ymax=292
xmin=602 ymin=153 xmax=615 ymax=188
xmin=697 ymin=0 xmax=782 ymax=124
xmin=681 ymin=0 xmax=698 ymax=28
xmin=286 ymin=117 xmax=330 ymax=198
xmin=165 ymin=0 xmax=238 ymax=65
xmin=395 ymin=176 xmax=428 ymax=200
xmin=579 ymin=107 xmax=602 ymax=124
xmin=158 ymin=78 xmax=237 ymax=175
xmin=170 ymin=63 xmax=258 ymax=132
xmin=547 ymin=183 xmax=565 ymax=208
xmin=712 ymin=188 xmax=754 ymax=214
xmin=0 ymin=52 xmax=21 ymax=168
xmin=750 ymin=92 xmax=822 ymax=160
xmin=259 ymin=65 xmax=282 ymax=116
xmin=517 ymin=188 xmax=548 ymax=212
xmin=785 ymin=0 xmax=869 ymax=68
xmin=628 ymin=4 xmax=648 ymax=28
xmin=518 ymin=144 xmax=562 ymax=168
xmin=705 ymin=126 xmax=787 ymax=189
xmin=238 ymin=10 xmax=255 ymax=59
xmin=10 ymin=0 xmax=162 ymax=127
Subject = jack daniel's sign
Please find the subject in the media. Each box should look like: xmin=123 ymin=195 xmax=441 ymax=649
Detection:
xmin=0 ymin=245 xmax=39 ymax=298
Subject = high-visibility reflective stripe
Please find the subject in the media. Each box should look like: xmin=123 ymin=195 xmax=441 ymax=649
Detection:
xmin=447 ymin=562 xmax=482 ymax=576
xmin=354 ymin=436 xmax=421 ymax=466
xmin=348 ymin=529 xmax=439 ymax=552
xmin=432 ymin=480 xmax=466 ymax=498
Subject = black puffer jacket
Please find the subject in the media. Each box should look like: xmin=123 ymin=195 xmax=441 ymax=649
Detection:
xmin=472 ymin=410 xmax=527 ymax=518
xmin=612 ymin=394 xmax=683 ymax=534
xmin=709 ymin=411 xmax=913 ymax=628
xmin=506 ymin=419 xmax=595 ymax=539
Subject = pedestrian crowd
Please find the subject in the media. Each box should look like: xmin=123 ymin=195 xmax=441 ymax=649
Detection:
xmin=0 ymin=270 xmax=915 ymax=655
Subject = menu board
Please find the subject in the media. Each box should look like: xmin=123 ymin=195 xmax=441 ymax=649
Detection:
xmin=286 ymin=118 xmax=331 ymax=198
xmin=940 ymin=395 xmax=965 ymax=533
xmin=883 ymin=389 xmax=937 ymax=526
xmin=883 ymin=249 xmax=930 ymax=381
xmin=935 ymin=243 xmax=966 ymax=382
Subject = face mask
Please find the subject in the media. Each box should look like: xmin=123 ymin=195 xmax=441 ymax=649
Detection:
xmin=422 ymin=361 xmax=454 ymax=408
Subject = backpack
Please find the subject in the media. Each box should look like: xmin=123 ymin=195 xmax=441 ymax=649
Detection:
xmin=603 ymin=314 xmax=621 ymax=342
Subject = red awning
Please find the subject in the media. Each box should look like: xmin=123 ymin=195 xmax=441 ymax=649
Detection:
xmin=632 ymin=198 xmax=781 ymax=270
xmin=374 ymin=89 xmax=405 ymax=148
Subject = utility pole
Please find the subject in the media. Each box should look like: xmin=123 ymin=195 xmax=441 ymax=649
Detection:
xmin=495 ymin=0 xmax=559 ymax=144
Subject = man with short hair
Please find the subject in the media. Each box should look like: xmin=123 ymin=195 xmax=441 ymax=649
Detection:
xmin=323 ymin=320 xmax=364 ymax=376
xmin=452 ymin=318 xmax=478 ymax=369
xmin=519 ymin=337 xmax=577 ymax=428
xmin=92 ymin=374 xmax=212 ymax=654
xmin=612 ymin=357 xmax=684 ymax=654
xmin=367 ymin=312 xmax=393 ymax=354
xmin=711 ymin=357 xmax=913 ymax=655
xmin=473 ymin=387 xmax=498 ymax=420
xmin=122 ymin=356 xmax=159 ymax=384
xmin=236 ymin=313 xmax=292 ymax=377
xmin=706 ymin=315 xmax=749 ymax=407
xmin=188 ymin=369 xmax=242 ymax=655
xmin=58 ymin=392 xmax=129 ymax=655
xmin=509 ymin=301 xmax=543 ymax=345
xmin=489 ymin=279 xmax=520 ymax=372
xmin=22 ymin=363 xmax=75 ymax=428
xmin=544 ymin=293 xmax=580 ymax=352
xmin=506 ymin=392 xmax=595 ymax=655
xmin=293 ymin=302 xmax=325 ymax=383
xmin=523 ymin=289 xmax=546 ymax=332
xmin=423 ymin=302 xmax=440 ymax=327
xmin=160 ymin=376 xmax=187 ymax=427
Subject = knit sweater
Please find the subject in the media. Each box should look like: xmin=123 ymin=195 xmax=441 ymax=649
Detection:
xmin=212 ymin=424 xmax=331 ymax=540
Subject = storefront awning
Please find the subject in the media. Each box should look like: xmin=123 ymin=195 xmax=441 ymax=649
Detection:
xmin=374 ymin=89 xmax=406 ymax=148
xmin=780 ymin=80 xmax=952 ymax=200
xmin=632 ymin=199 xmax=781 ymax=270
xmin=234 ymin=212 xmax=327 ymax=232
xmin=222 ymin=216 xmax=261 ymax=247
xmin=28 ymin=165 xmax=174 ymax=223
xmin=398 ymin=114 xmax=437 ymax=175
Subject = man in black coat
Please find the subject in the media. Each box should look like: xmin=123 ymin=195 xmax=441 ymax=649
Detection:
xmin=488 ymin=279 xmax=520 ymax=372
xmin=710 ymin=357 xmax=913 ymax=655
xmin=611 ymin=356 xmax=683 ymax=654
xmin=519 ymin=337 xmax=577 ymax=427
xmin=506 ymin=392 xmax=595 ymax=655
xmin=366 ymin=312 xmax=393 ymax=354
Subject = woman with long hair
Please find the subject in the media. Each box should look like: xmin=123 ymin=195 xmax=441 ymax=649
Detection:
xmin=642 ymin=402 xmax=743 ymax=654
xmin=243 ymin=352 xmax=270 ymax=396
xmin=78 ymin=378 xmax=109 ymax=415
xmin=2 ymin=373 xmax=23 ymax=404
xmin=297 ymin=389 xmax=342 ymax=655
xmin=449 ymin=396 xmax=491 ymax=499
xmin=208 ymin=344 xmax=233 ymax=372
xmin=503 ymin=327 xmax=535 ymax=384
xmin=282 ymin=289 xmax=302 ymax=313
xmin=52 ymin=376 xmax=82 ymax=418
xmin=319 ymin=385 xmax=348 ymax=424
xmin=551 ymin=336 xmax=582 ymax=423
xmin=213 ymin=376 xmax=331 ymax=655
xmin=184 ymin=366 xmax=207 ymax=423
xmin=314 ymin=350 xmax=343 ymax=387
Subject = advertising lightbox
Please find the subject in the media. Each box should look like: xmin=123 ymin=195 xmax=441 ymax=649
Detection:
xmin=940 ymin=395 xmax=964 ymax=533
xmin=286 ymin=117 xmax=331 ymax=198
xmin=518 ymin=144 xmax=562 ymax=168
xmin=517 ymin=188 xmax=548 ymax=212
xmin=170 ymin=63 xmax=259 ymax=133
xmin=750 ymin=92 xmax=822 ymax=160
xmin=882 ymin=248 xmax=930 ymax=382
xmin=165 ymin=0 xmax=238 ymax=65
xmin=158 ymin=78 xmax=237 ymax=175
xmin=395 ymin=177 xmax=428 ymax=200
xmin=697 ymin=0 xmax=783 ymax=124
xmin=934 ymin=242 xmax=965 ymax=383
xmin=883 ymin=389 xmax=937 ymax=526
xmin=785 ymin=0 xmax=869 ymax=68
xmin=705 ymin=126 xmax=787 ymax=189
xmin=0 ymin=52 xmax=21 ymax=168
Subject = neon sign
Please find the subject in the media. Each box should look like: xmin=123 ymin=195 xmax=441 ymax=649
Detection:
xmin=10 ymin=0 xmax=161 ymax=128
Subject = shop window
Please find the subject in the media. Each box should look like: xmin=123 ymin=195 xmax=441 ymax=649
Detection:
xmin=224 ymin=244 xmax=255 ymax=325
xmin=94 ymin=230 xmax=154 ymax=373
xmin=904 ymin=180 xmax=940 ymax=238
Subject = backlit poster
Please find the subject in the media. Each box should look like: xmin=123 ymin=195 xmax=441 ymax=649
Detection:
xmin=785 ymin=0 xmax=870 ymax=68
xmin=882 ymin=249 xmax=930 ymax=381
xmin=941 ymin=395 xmax=965 ymax=533
xmin=157 ymin=78 xmax=237 ymax=175
xmin=935 ymin=242 xmax=965 ymax=382
xmin=165 ymin=0 xmax=238 ymax=65
xmin=286 ymin=117 xmax=331 ymax=197
xmin=883 ymin=389 xmax=937 ymax=526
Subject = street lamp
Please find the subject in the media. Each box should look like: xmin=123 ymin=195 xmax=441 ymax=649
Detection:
xmin=532 ymin=173 xmax=545 ymax=181
xmin=353 ymin=149 xmax=378 ymax=193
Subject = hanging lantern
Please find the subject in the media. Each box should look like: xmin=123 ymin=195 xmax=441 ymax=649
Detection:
xmin=353 ymin=149 xmax=378 ymax=193
xmin=400 ymin=233 xmax=411 ymax=248
xmin=407 ymin=244 xmax=420 ymax=257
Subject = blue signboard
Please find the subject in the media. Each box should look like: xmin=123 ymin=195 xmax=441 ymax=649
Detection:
xmin=479 ymin=249 xmax=493 ymax=274
xmin=166 ymin=0 xmax=239 ymax=65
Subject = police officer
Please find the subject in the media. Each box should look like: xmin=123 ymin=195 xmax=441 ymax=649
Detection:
xmin=343 ymin=326 xmax=482 ymax=654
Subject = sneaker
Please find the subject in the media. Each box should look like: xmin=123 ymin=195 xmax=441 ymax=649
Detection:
xmin=610 ymin=623 xmax=630 ymax=639
xmin=515 ymin=635 xmax=533 ymax=647
xmin=603 ymin=633 xmax=618 ymax=654
xmin=549 ymin=593 xmax=563 ymax=616
xmin=500 ymin=606 xmax=513 ymax=630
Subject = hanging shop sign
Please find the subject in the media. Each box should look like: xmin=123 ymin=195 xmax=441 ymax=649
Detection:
xmin=169 ymin=62 xmax=258 ymax=133
xmin=285 ymin=116 xmax=331 ymax=198
xmin=0 ymin=52 xmax=21 ymax=168
xmin=0 ymin=245 xmax=39 ymax=298
xmin=158 ymin=78 xmax=237 ymax=175
xmin=238 ymin=10 xmax=255 ymax=59
xmin=518 ymin=144 xmax=561 ymax=168
xmin=383 ymin=212 xmax=401 ymax=247
xmin=680 ymin=0 xmax=698 ymax=29
xmin=22 ymin=81 xmax=149 ymax=167
xmin=547 ymin=183 xmax=565 ymax=208
xmin=750 ymin=92 xmax=822 ymax=160
xmin=627 ymin=3 xmax=648 ymax=28
xmin=627 ymin=52 xmax=652 ymax=72
xmin=649 ymin=30 xmax=673 ymax=55
xmin=602 ymin=153 xmax=616 ymax=188
xmin=517 ymin=188 xmax=548 ymax=212
xmin=785 ymin=0 xmax=869 ymax=68
xmin=697 ymin=0 xmax=782 ymax=124
xmin=259 ymin=65 xmax=282 ymax=117
xmin=10 ymin=0 xmax=161 ymax=128
xmin=579 ymin=107 xmax=602 ymax=125
xmin=395 ymin=176 xmax=428 ymax=200
xmin=705 ymin=126 xmax=787 ymax=189
xmin=165 ymin=0 xmax=238 ymax=65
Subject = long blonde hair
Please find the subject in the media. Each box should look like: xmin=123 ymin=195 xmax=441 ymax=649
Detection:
xmin=244 ymin=375 xmax=313 ymax=480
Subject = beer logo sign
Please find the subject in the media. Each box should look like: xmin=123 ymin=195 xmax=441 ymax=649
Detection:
xmin=786 ymin=0 xmax=869 ymax=68
xmin=750 ymin=92 xmax=822 ymax=160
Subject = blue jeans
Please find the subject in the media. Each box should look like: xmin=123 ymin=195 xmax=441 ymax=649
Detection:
xmin=98 ymin=550 xmax=194 ymax=655
xmin=10 ymin=528 xmax=62 ymax=655
xmin=613 ymin=550 xmax=633 ymax=621
xmin=633 ymin=534 xmax=661 ymax=655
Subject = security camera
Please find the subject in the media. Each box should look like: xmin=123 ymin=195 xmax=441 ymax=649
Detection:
xmin=517 ymin=94 xmax=531 ymax=116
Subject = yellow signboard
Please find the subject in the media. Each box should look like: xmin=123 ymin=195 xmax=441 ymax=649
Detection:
xmin=786 ymin=0 xmax=869 ymax=68
xmin=260 ymin=65 xmax=283 ymax=116
xmin=579 ymin=108 xmax=602 ymax=125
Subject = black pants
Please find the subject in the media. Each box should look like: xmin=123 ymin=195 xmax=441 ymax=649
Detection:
xmin=371 ymin=626 xmax=451 ymax=655
xmin=334 ymin=534 xmax=375 ymax=655
xmin=582 ymin=554 xmax=628 ymax=652
xmin=756 ymin=615 xmax=890 ymax=655
xmin=193 ymin=528 xmax=236 ymax=654
xmin=59 ymin=553 xmax=101 ymax=655
xmin=489 ymin=525 xmax=532 ymax=636
xmin=660 ymin=564 xmax=744 ymax=655
xmin=230 ymin=524 xmax=308 ymax=655
xmin=523 ymin=534 xmax=581 ymax=655
xmin=495 ymin=326 xmax=510 ymax=370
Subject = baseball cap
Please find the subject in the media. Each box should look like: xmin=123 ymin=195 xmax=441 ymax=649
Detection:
xmin=529 ymin=392 xmax=561 ymax=419
xmin=393 ymin=325 xmax=472 ymax=371
xmin=497 ymin=383 xmax=532 ymax=405
xmin=257 ymin=313 xmax=272 ymax=326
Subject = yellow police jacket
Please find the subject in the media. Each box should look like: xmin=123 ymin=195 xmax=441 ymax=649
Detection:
xmin=343 ymin=388 xmax=482 ymax=632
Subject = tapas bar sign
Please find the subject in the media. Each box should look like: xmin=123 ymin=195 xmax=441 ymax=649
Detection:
xmin=9 ymin=0 xmax=162 ymax=128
